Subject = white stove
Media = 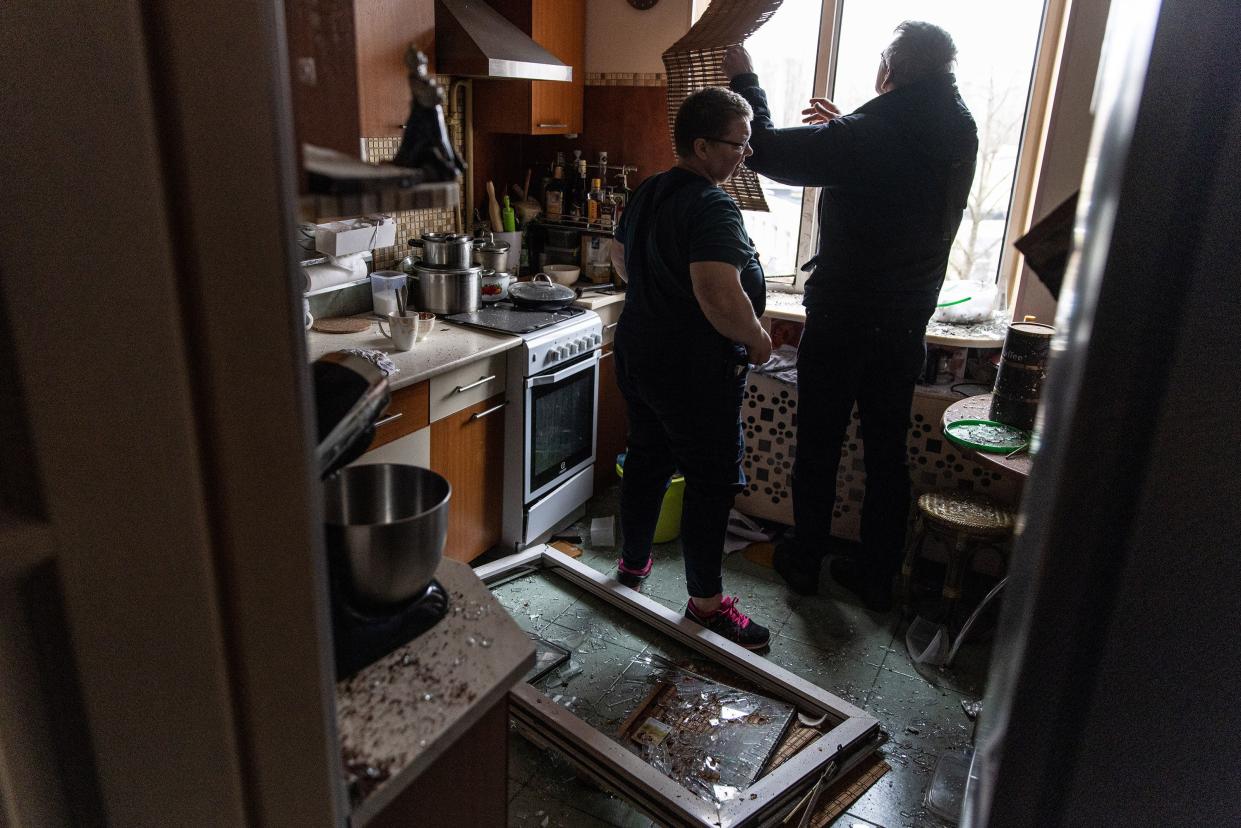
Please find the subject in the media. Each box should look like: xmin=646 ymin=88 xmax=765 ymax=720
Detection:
xmin=451 ymin=305 xmax=605 ymax=551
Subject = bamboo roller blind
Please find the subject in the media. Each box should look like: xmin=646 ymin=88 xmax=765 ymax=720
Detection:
xmin=662 ymin=0 xmax=785 ymax=211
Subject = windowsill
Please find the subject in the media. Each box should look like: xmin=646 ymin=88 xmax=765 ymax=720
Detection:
xmin=762 ymin=291 xmax=1013 ymax=349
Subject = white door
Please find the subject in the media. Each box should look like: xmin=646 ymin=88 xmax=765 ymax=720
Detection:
xmin=0 ymin=2 xmax=341 ymax=824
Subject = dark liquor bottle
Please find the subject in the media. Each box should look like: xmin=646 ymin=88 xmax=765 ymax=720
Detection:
xmin=545 ymin=164 xmax=565 ymax=219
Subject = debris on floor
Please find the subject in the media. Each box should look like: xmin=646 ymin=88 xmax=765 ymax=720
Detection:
xmin=615 ymin=666 xmax=795 ymax=806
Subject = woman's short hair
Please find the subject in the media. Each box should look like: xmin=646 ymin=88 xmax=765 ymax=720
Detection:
xmin=882 ymin=21 xmax=958 ymax=86
xmin=673 ymin=87 xmax=753 ymax=158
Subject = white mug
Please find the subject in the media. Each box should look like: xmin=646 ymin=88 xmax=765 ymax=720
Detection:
xmin=376 ymin=311 xmax=426 ymax=352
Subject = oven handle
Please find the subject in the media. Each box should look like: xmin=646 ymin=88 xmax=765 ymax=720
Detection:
xmin=527 ymin=351 xmax=600 ymax=387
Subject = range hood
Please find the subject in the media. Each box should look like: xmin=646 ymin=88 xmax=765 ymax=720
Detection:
xmin=435 ymin=0 xmax=573 ymax=82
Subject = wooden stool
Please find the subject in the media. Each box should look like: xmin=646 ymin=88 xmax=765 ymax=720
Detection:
xmin=900 ymin=492 xmax=1016 ymax=615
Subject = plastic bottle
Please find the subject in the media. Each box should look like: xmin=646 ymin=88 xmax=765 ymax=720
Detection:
xmin=501 ymin=196 xmax=516 ymax=232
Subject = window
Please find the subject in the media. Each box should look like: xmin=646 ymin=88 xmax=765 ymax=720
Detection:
xmin=740 ymin=0 xmax=1049 ymax=302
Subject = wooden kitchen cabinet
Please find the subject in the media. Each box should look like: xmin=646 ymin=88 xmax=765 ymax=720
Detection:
xmin=595 ymin=343 xmax=628 ymax=495
xmin=283 ymin=0 xmax=435 ymax=156
xmin=368 ymin=380 xmax=431 ymax=450
xmin=430 ymin=393 xmax=507 ymax=562
xmin=472 ymin=0 xmax=585 ymax=135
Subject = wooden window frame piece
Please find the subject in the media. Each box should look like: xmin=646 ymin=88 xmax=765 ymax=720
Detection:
xmin=476 ymin=546 xmax=881 ymax=827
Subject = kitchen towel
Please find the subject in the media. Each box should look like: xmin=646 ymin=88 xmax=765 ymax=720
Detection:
xmin=752 ymin=344 xmax=798 ymax=386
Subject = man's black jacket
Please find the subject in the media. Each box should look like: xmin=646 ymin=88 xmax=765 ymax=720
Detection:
xmin=731 ymin=72 xmax=978 ymax=313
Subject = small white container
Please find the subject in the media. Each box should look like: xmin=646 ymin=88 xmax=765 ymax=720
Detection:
xmin=370 ymin=271 xmax=406 ymax=317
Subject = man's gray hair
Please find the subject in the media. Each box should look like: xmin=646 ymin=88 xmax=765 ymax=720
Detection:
xmin=673 ymin=87 xmax=753 ymax=158
xmin=883 ymin=21 xmax=958 ymax=87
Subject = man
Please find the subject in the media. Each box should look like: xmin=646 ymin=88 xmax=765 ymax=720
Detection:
xmin=609 ymin=86 xmax=773 ymax=649
xmin=723 ymin=22 xmax=978 ymax=611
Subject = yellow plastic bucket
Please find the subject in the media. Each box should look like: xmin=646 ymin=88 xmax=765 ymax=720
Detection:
xmin=615 ymin=458 xmax=685 ymax=543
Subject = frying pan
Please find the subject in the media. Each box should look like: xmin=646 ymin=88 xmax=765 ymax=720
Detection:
xmin=508 ymin=273 xmax=577 ymax=310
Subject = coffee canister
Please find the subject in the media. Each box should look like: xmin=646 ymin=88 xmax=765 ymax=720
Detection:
xmin=990 ymin=320 xmax=1054 ymax=431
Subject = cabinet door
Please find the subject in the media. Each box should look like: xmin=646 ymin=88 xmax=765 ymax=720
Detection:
xmin=430 ymin=394 xmax=507 ymax=562
xmin=354 ymin=0 xmax=436 ymax=138
xmin=530 ymin=0 xmax=584 ymax=134
xmin=594 ymin=344 xmax=628 ymax=495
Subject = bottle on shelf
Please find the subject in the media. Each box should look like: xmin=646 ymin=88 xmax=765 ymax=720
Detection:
xmin=596 ymin=151 xmax=609 ymax=185
xmin=586 ymin=178 xmax=604 ymax=223
xmin=613 ymin=171 xmax=632 ymax=223
xmin=599 ymin=186 xmax=617 ymax=227
xmin=545 ymin=164 xmax=564 ymax=219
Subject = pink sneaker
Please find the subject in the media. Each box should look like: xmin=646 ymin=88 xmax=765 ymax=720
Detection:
xmin=616 ymin=556 xmax=652 ymax=590
xmin=686 ymin=596 xmax=771 ymax=650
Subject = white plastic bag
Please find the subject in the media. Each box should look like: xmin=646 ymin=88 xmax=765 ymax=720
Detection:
xmin=933 ymin=280 xmax=997 ymax=324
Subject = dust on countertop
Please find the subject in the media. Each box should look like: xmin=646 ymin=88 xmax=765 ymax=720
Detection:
xmin=336 ymin=562 xmax=534 ymax=811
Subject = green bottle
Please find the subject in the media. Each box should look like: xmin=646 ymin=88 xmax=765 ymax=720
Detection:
xmin=501 ymin=195 xmax=517 ymax=232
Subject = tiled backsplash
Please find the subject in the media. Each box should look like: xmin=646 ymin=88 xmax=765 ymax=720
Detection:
xmin=585 ymin=72 xmax=667 ymax=87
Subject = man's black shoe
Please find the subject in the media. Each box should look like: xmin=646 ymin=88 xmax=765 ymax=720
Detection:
xmin=773 ymin=542 xmax=820 ymax=596
xmin=829 ymin=557 xmax=894 ymax=613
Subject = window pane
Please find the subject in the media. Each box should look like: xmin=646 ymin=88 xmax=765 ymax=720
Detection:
xmin=738 ymin=0 xmax=823 ymax=278
xmin=834 ymin=0 xmax=1046 ymax=285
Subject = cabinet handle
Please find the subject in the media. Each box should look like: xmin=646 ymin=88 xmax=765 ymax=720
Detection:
xmin=469 ymin=401 xmax=508 ymax=421
xmin=599 ymin=350 xmax=614 ymax=360
xmin=604 ymin=322 xmax=619 ymax=330
xmin=455 ymin=375 xmax=496 ymax=394
xmin=374 ymin=412 xmax=404 ymax=428
xmin=537 ymin=123 xmax=568 ymax=129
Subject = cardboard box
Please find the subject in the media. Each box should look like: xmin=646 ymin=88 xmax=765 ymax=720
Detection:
xmin=314 ymin=214 xmax=396 ymax=257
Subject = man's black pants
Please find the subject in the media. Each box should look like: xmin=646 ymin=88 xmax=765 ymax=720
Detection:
xmin=792 ymin=305 xmax=929 ymax=585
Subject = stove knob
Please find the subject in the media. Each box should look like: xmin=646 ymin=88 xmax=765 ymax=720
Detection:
xmin=552 ymin=347 xmax=565 ymax=361
xmin=568 ymin=342 xmax=580 ymax=355
xmin=545 ymin=350 xmax=557 ymax=364
xmin=592 ymin=333 xmax=602 ymax=346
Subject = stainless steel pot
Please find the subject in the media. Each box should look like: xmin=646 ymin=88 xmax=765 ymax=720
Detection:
xmin=410 ymin=262 xmax=481 ymax=314
xmin=323 ymin=464 xmax=451 ymax=605
xmin=410 ymin=232 xmax=474 ymax=269
xmin=472 ymin=233 xmax=511 ymax=273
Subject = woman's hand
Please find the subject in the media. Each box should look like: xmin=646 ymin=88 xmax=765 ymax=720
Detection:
xmin=801 ymin=97 xmax=841 ymax=125
xmin=722 ymin=45 xmax=753 ymax=80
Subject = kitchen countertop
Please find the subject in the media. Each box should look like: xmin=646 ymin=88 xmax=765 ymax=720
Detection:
xmin=337 ymin=557 xmax=535 ymax=825
xmin=306 ymin=316 xmax=521 ymax=390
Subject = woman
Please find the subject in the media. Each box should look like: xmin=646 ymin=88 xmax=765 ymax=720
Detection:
xmin=609 ymin=86 xmax=772 ymax=649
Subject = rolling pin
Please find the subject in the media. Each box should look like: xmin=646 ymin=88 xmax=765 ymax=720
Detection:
xmin=486 ymin=180 xmax=503 ymax=232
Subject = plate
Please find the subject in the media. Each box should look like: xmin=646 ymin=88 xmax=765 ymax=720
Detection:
xmin=943 ymin=419 xmax=1029 ymax=453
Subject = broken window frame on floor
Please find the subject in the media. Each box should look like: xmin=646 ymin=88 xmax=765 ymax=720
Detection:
xmin=477 ymin=546 xmax=881 ymax=828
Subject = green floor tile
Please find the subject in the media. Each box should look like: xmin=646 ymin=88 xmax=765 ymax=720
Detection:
xmin=508 ymin=785 xmax=621 ymax=828
xmin=491 ymin=571 xmax=580 ymax=632
xmin=866 ymin=666 xmax=975 ymax=762
xmin=764 ymin=634 xmax=882 ymax=708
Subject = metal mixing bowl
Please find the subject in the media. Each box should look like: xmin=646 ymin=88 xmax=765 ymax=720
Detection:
xmin=323 ymin=464 xmax=451 ymax=605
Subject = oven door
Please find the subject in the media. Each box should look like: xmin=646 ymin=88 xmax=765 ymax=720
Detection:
xmin=524 ymin=350 xmax=599 ymax=502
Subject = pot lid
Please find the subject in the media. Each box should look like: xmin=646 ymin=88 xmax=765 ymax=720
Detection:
xmin=412 ymin=261 xmax=482 ymax=274
xmin=474 ymin=239 xmax=510 ymax=253
xmin=421 ymin=232 xmax=472 ymax=243
xmin=509 ymin=274 xmax=574 ymax=302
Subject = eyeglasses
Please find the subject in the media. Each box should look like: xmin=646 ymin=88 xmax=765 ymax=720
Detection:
xmin=705 ymin=137 xmax=750 ymax=151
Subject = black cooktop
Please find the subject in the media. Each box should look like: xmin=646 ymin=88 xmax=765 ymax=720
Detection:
xmin=446 ymin=302 xmax=585 ymax=335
